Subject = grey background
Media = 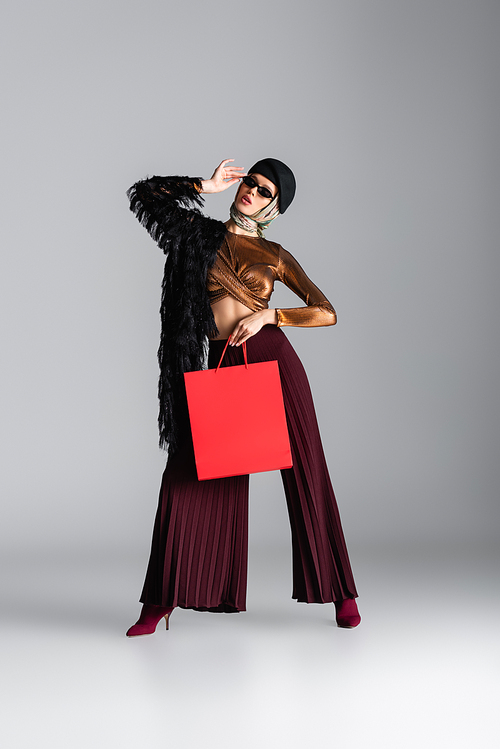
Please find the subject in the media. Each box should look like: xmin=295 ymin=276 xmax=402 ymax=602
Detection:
xmin=1 ymin=1 xmax=499 ymax=748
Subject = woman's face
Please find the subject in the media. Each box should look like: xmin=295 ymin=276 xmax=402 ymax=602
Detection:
xmin=234 ymin=173 xmax=277 ymax=216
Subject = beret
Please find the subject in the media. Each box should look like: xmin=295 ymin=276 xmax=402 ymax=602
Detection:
xmin=248 ymin=158 xmax=296 ymax=213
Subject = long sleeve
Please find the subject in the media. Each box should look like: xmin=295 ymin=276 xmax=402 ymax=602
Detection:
xmin=275 ymin=247 xmax=337 ymax=327
xmin=127 ymin=175 xmax=225 ymax=256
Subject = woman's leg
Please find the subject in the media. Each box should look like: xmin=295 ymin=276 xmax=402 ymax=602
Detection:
xmin=245 ymin=326 xmax=358 ymax=605
xmin=139 ymin=340 xmax=250 ymax=612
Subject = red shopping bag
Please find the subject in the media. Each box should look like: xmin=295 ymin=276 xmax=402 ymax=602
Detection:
xmin=184 ymin=339 xmax=293 ymax=480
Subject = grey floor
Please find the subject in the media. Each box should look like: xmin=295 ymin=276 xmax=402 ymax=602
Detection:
xmin=1 ymin=540 xmax=498 ymax=749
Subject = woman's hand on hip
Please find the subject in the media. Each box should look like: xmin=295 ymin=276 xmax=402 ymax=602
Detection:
xmin=201 ymin=159 xmax=246 ymax=193
xmin=230 ymin=309 xmax=278 ymax=347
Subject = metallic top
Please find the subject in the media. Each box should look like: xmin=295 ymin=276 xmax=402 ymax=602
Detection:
xmin=207 ymin=233 xmax=336 ymax=327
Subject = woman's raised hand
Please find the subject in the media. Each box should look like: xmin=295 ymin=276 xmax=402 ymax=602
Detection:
xmin=201 ymin=159 xmax=246 ymax=194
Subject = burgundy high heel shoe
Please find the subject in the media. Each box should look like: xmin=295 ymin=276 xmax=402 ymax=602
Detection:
xmin=126 ymin=604 xmax=174 ymax=637
xmin=335 ymin=598 xmax=361 ymax=628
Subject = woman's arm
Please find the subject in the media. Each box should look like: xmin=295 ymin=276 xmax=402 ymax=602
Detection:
xmin=127 ymin=176 xmax=208 ymax=254
xmin=275 ymin=247 xmax=337 ymax=327
xmin=229 ymin=246 xmax=335 ymax=347
xmin=127 ymin=160 xmax=245 ymax=255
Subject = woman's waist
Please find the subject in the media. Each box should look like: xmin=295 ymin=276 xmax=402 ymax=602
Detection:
xmin=207 ymin=325 xmax=289 ymax=370
xmin=210 ymin=295 xmax=267 ymax=340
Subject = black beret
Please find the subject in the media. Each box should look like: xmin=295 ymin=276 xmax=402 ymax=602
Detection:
xmin=248 ymin=158 xmax=296 ymax=213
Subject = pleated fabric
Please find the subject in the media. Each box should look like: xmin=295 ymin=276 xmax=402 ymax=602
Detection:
xmin=140 ymin=325 xmax=357 ymax=612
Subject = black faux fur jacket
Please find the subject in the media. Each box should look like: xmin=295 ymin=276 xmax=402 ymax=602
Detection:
xmin=127 ymin=176 xmax=227 ymax=453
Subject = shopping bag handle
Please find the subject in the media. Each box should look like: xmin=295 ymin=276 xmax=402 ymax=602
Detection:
xmin=215 ymin=339 xmax=248 ymax=373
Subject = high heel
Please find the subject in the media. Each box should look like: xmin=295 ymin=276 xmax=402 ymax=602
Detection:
xmin=126 ymin=604 xmax=174 ymax=637
xmin=335 ymin=598 xmax=361 ymax=629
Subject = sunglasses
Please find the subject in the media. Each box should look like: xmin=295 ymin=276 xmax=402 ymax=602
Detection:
xmin=241 ymin=175 xmax=275 ymax=200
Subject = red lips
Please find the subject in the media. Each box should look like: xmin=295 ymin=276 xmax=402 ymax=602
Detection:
xmin=241 ymin=195 xmax=252 ymax=205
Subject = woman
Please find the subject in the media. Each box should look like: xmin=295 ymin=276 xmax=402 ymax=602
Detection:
xmin=125 ymin=158 xmax=360 ymax=635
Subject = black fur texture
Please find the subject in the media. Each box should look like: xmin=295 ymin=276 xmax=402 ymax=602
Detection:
xmin=127 ymin=176 xmax=227 ymax=453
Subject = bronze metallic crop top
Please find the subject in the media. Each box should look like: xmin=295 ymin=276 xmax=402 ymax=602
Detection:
xmin=208 ymin=232 xmax=336 ymax=327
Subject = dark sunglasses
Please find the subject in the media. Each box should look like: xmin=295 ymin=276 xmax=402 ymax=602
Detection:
xmin=241 ymin=175 xmax=275 ymax=200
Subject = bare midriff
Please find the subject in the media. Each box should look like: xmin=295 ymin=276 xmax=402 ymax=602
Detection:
xmin=210 ymin=296 xmax=259 ymax=340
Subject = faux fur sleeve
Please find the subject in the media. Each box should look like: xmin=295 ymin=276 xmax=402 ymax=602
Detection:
xmin=127 ymin=175 xmax=217 ymax=255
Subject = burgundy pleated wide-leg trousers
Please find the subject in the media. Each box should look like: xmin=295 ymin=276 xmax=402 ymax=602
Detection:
xmin=140 ymin=325 xmax=358 ymax=612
